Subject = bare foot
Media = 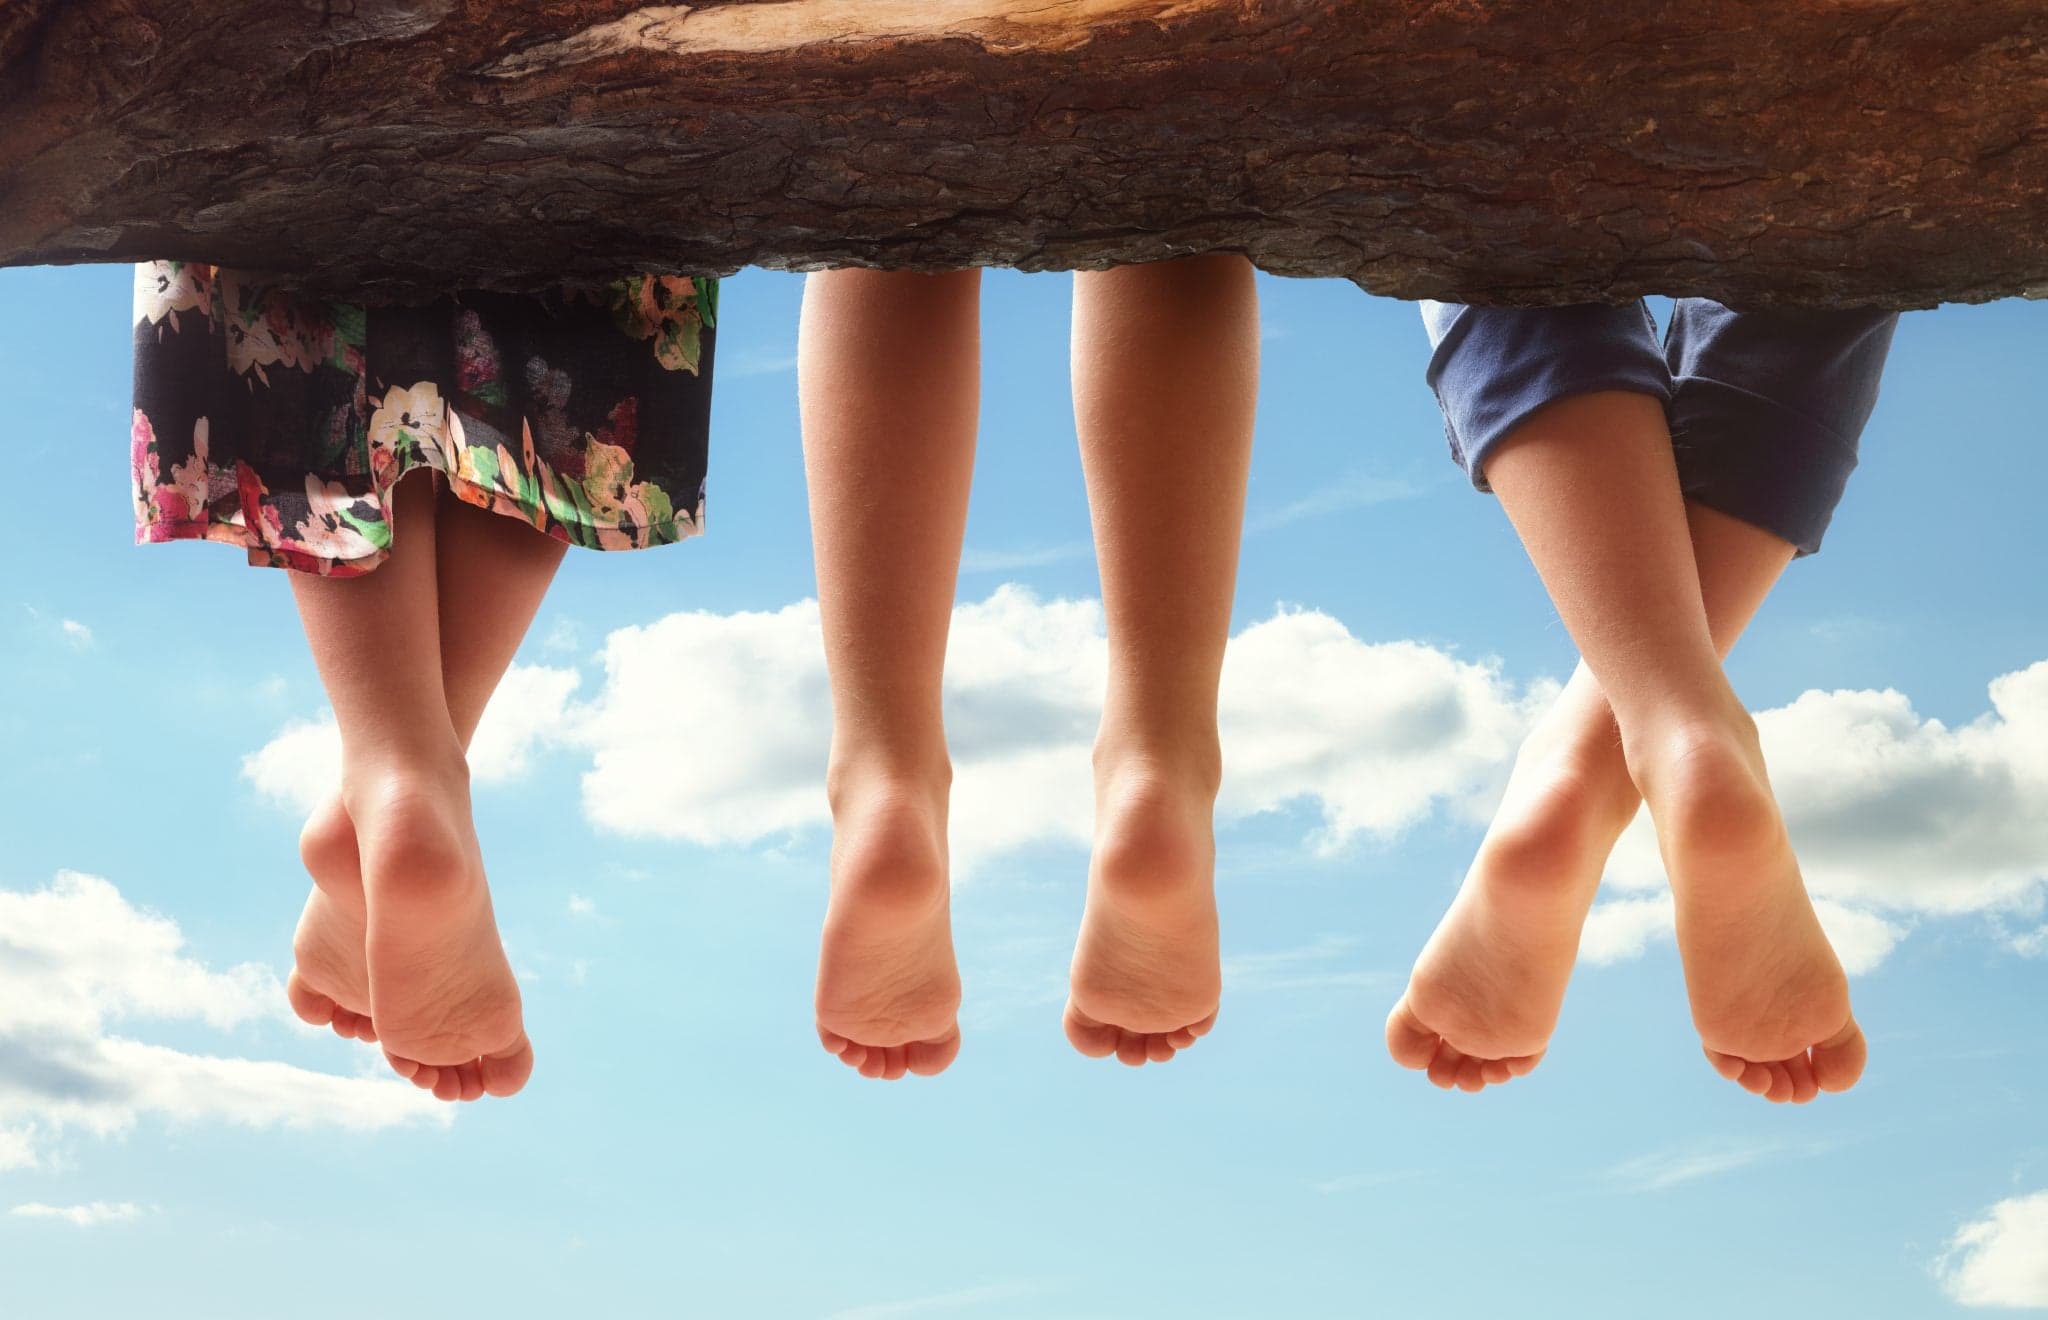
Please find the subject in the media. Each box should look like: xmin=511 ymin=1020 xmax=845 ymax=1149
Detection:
xmin=1064 ymin=761 xmax=1221 ymax=1068
xmin=1637 ymin=718 xmax=1866 ymax=1104
xmin=286 ymin=795 xmax=379 ymax=1045
xmin=347 ymin=761 xmax=532 ymax=1103
xmin=814 ymin=772 xmax=962 ymax=1080
xmin=1387 ymin=710 xmax=1641 ymax=1092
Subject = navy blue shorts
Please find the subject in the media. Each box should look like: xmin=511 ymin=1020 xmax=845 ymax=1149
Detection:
xmin=1420 ymin=300 xmax=1899 ymax=556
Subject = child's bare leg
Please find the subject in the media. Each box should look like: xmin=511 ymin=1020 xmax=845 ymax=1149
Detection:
xmin=288 ymin=477 xmax=545 ymax=1101
xmin=1063 ymin=254 xmax=1257 ymax=1066
xmin=1472 ymin=391 xmax=1862 ymax=1100
xmin=1388 ymin=502 xmax=1795 ymax=1092
xmin=289 ymin=488 xmax=567 ymax=1063
xmin=800 ymin=269 xmax=978 ymax=1080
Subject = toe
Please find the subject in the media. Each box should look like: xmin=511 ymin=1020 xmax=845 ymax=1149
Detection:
xmin=1480 ymin=1059 xmax=1512 ymax=1086
xmin=383 ymin=1051 xmax=421 ymax=1082
xmin=1764 ymin=1061 xmax=1795 ymax=1104
xmin=455 ymin=1061 xmax=485 ymax=1103
xmin=857 ymin=1048 xmax=888 ymax=1080
xmin=1385 ymin=999 xmax=1443 ymax=1073
xmin=1737 ymin=1060 xmax=1774 ymax=1096
xmin=905 ymin=1027 xmax=961 ymax=1077
xmin=1063 ymin=1004 xmax=1120 ymax=1059
xmin=837 ymin=1043 xmax=869 ymax=1071
xmin=1811 ymin=1017 xmax=1867 ymax=1093
xmin=880 ymin=1046 xmax=909 ymax=1081
xmin=1165 ymin=1027 xmax=1198 ymax=1050
xmin=1455 ymin=1055 xmax=1488 ymax=1093
xmin=818 ymin=1028 xmax=852 ymax=1057
xmin=1426 ymin=1042 xmax=1466 ymax=1091
xmin=479 ymin=1033 xmax=534 ymax=1098
xmin=431 ymin=1067 xmax=462 ymax=1103
xmin=1144 ymin=1034 xmax=1177 ymax=1064
xmin=355 ymin=1017 xmax=378 ymax=1044
xmin=287 ymin=972 xmax=338 ymax=1028
xmin=1782 ymin=1052 xmax=1820 ymax=1105
xmin=1704 ymin=1048 xmax=1747 ymax=1083
xmin=1505 ymin=1051 xmax=1544 ymax=1078
xmin=1115 ymin=1030 xmax=1151 ymax=1068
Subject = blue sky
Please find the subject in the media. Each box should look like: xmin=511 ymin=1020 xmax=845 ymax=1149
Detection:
xmin=1 ymin=262 xmax=2045 ymax=1318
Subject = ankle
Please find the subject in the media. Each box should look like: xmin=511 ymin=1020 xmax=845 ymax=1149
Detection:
xmin=1090 ymin=732 xmax=1223 ymax=805
xmin=1632 ymin=726 xmax=1784 ymax=861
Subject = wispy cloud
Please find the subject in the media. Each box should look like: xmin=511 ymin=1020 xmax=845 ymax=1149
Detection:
xmin=958 ymin=541 xmax=1094 ymax=575
xmin=1223 ymin=935 xmax=1390 ymax=993
xmin=567 ymin=893 xmax=598 ymax=918
xmin=1602 ymin=1138 xmax=1839 ymax=1193
xmin=10 ymin=1202 xmax=147 ymax=1228
xmin=828 ymin=1280 xmax=1054 ymax=1320
xmin=1244 ymin=471 xmax=1423 ymax=535
xmin=1313 ymin=1170 xmax=1422 ymax=1195
xmin=60 ymin=620 xmax=93 ymax=648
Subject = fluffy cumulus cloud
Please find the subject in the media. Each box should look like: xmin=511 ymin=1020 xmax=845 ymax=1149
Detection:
xmin=242 ymin=664 xmax=581 ymax=814
xmin=242 ymin=589 xmax=2048 ymax=967
xmin=0 ymin=872 xmax=444 ymax=1169
xmin=565 ymin=588 xmax=1549 ymax=873
xmin=1938 ymin=1191 xmax=2048 ymax=1308
xmin=1585 ymin=662 xmax=2048 ymax=973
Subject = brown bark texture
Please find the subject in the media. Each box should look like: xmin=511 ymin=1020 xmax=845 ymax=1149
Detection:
xmin=1 ymin=0 xmax=2044 ymax=307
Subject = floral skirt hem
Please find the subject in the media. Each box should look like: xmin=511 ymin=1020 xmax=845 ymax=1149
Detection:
xmin=130 ymin=263 xmax=717 ymax=579
xmin=133 ymin=451 xmax=706 ymax=579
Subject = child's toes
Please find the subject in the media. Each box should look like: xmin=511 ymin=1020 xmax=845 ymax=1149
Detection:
xmin=480 ymin=1036 xmax=534 ymax=1098
xmin=1115 ymin=1030 xmax=1151 ymax=1068
xmin=1385 ymin=1000 xmax=1443 ymax=1073
xmin=1062 ymin=1005 xmax=1120 ymax=1059
xmin=383 ymin=1051 xmax=422 ymax=1082
xmin=286 ymin=972 xmax=337 ymax=1028
xmin=1425 ymin=1041 xmax=1467 ymax=1090
xmin=1783 ymin=1053 xmax=1820 ymax=1104
xmin=1812 ymin=1018 xmax=1868 ymax=1093
xmin=1480 ymin=1059 xmax=1513 ymax=1086
xmin=905 ymin=1029 xmax=961 ymax=1077
xmin=1144 ymin=1034 xmax=1177 ymax=1064
xmin=454 ymin=1061 xmax=485 ymax=1103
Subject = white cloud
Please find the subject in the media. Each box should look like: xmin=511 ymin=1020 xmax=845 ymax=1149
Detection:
xmin=0 ymin=1127 xmax=38 ymax=1172
xmin=1580 ymin=894 xmax=1903 ymax=977
xmin=1939 ymin=1191 xmax=2048 ymax=1308
xmin=566 ymin=893 xmax=597 ymax=918
xmin=243 ymin=664 xmax=582 ymax=815
xmin=0 ymin=872 xmax=445 ymax=1167
xmin=1580 ymin=894 xmax=1675 ymax=966
xmin=10 ymin=1202 xmax=145 ymax=1227
xmin=1591 ymin=663 xmax=2048 ymax=974
xmin=59 ymin=620 xmax=93 ymax=648
xmin=567 ymin=589 xmax=1549 ymax=876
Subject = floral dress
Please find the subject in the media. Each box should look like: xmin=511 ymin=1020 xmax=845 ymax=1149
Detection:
xmin=131 ymin=263 xmax=717 ymax=576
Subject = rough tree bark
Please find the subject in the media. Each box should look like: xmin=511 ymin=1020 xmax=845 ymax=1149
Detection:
xmin=2 ymin=0 xmax=2044 ymax=307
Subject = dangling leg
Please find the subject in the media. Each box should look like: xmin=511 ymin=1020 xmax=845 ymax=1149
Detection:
xmin=286 ymin=476 xmax=539 ymax=1101
xmin=800 ymin=270 xmax=980 ymax=1080
xmin=1063 ymin=255 xmax=1258 ymax=1067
